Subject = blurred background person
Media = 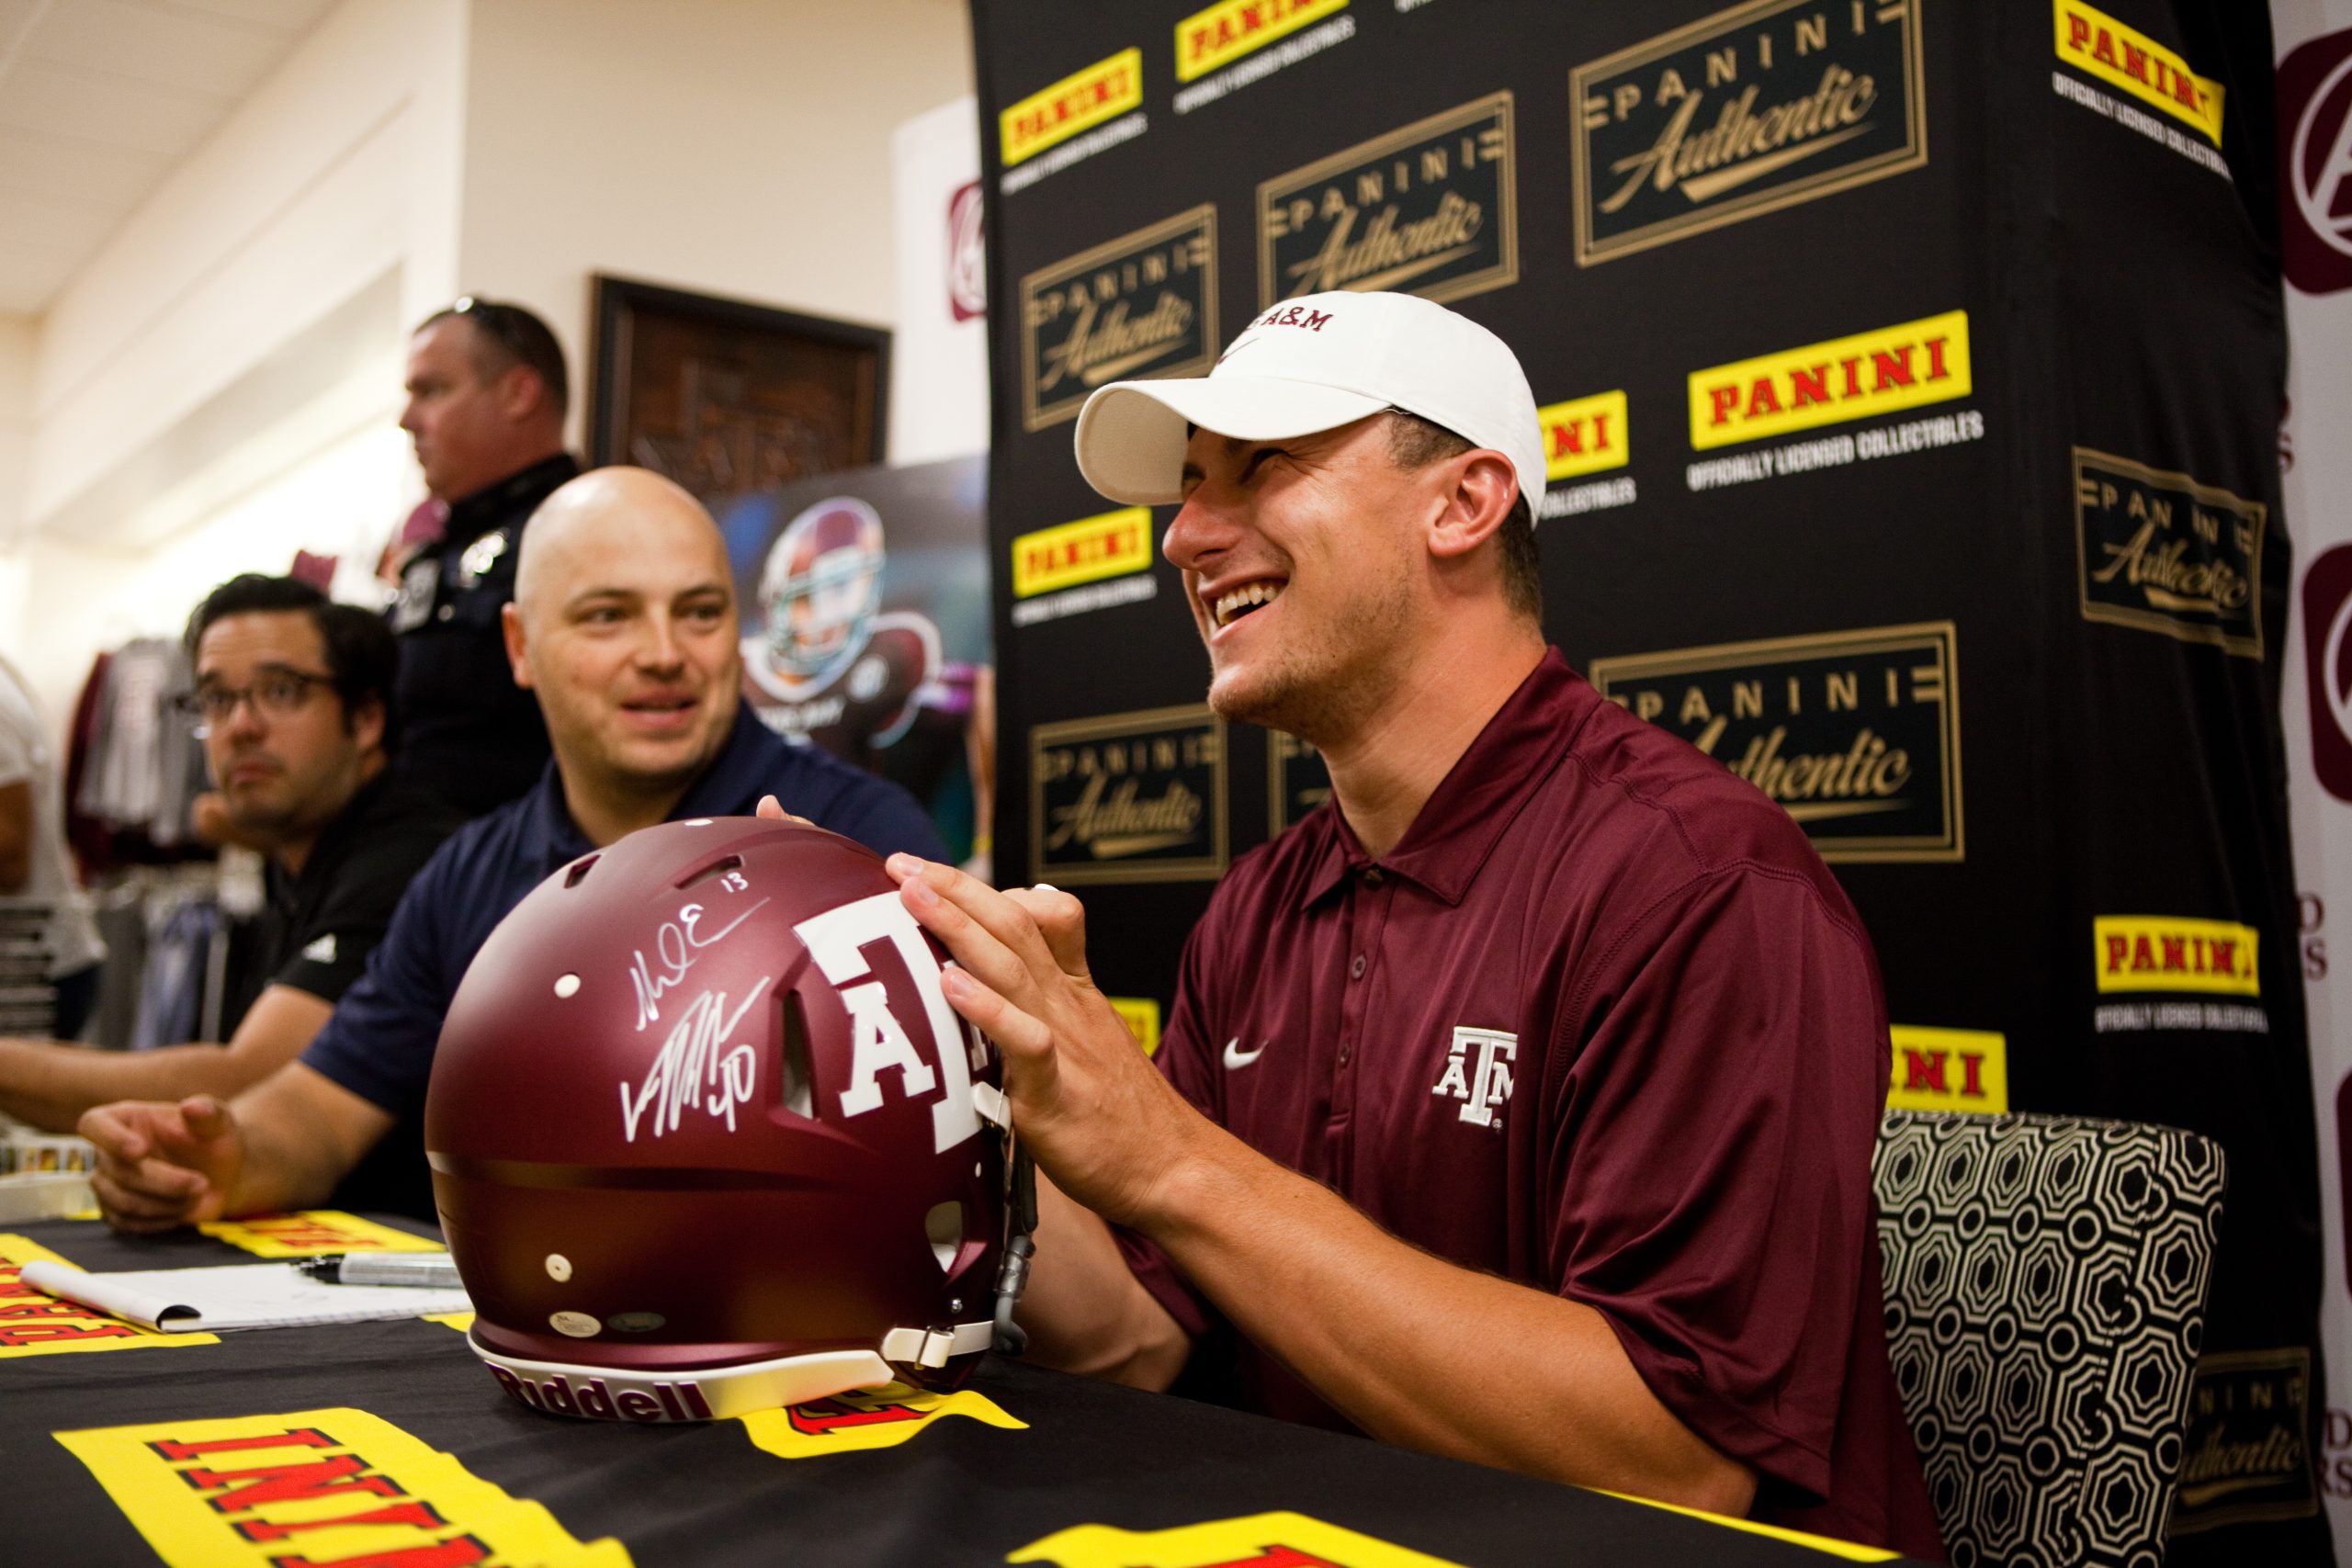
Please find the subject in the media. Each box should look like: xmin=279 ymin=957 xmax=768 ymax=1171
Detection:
xmin=0 ymin=650 xmax=103 ymax=1042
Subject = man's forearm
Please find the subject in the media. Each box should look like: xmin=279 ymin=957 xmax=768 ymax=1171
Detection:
xmin=0 ymin=1039 xmax=245 ymax=1134
xmin=1137 ymin=1125 xmax=1757 ymax=1514
xmin=1018 ymin=1173 xmax=1189 ymax=1388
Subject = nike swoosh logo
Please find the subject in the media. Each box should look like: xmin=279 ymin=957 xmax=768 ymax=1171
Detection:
xmin=1222 ymin=1037 xmax=1266 ymax=1068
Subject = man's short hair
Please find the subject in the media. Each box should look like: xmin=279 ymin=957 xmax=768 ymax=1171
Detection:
xmin=185 ymin=575 xmax=401 ymax=752
xmin=416 ymin=298 xmax=570 ymax=419
xmin=1385 ymin=412 xmax=1541 ymax=622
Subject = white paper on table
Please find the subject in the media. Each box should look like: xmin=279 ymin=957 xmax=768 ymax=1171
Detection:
xmin=17 ymin=1259 xmax=470 ymax=1333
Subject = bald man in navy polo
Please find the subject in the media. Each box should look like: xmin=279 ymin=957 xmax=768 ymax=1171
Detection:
xmin=888 ymin=292 xmax=1943 ymax=1561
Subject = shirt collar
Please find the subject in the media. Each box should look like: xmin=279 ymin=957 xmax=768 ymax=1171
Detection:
xmin=523 ymin=705 xmax=778 ymax=871
xmin=443 ymin=453 xmax=580 ymax=545
xmin=1296 ymin=649 xmax=1600 ymax=909
xmin=270 ymin=770 xmax=392 ymax=906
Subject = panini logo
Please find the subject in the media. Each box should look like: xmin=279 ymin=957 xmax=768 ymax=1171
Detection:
xmin=1688 ymin=310 xmax=1969 ymax=449
xmin=54 ymin=1408 xmax=632 ymax=1568
xmin=201 ymin=1211 xmax=447 ymax=1258
xmin=739 ymin=1381 xmax=1027 ymax=1459
xmin=2055 ymin=0 xmax=2223 ymax=146
xmin=1589 ymin=621 xmax=1963 ymax=863
xmin=0 ymin=1235 xmax=215 ymax=1358
xmin=2173 ymin=1349 xmax=2319 ymax=1532
xmin=1001 ymin=49 xmax=1145 ymax=168
xmin=1012 ymin=510 xmax=1154 ymax=600
xmin=2095 ymin=917 xmax=2259 ymax=997
xmin=1539 ymin=390 xmax=1630 ymax=481
xmin=1886 ymin=1025 xmax=2007 ymax=1114
xmin=1011 ymin=1510 xmax=1466 ymax=1568
xmin=1021 ymin=206 xmax=1217 ymax=431
xmin=1177 ymin=0 xmax=1347 ymax=82
xmin=2075 ymin=447 xmax=2264 ymax=660
xmin=1033 ymin=705 xmax=1228 ymax=885
xmin=1257 ymin=91 xmax=1517 ymax=308
xmin=1570 ymin=0 xmax=1928 ymax=266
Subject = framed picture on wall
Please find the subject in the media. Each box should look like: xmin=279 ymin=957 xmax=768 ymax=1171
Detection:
xmin=588 ymin=276 xmax=890 ymax=509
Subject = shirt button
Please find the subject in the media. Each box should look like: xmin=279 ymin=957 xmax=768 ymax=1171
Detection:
xmin=1339 ymin=1045 xmax=1351 ymax=1066
xmin=436 ymin=604 xmax=455 ymax=621
xmin=1363 ymin=867 xmax=1384 ymax=886
xmin=1350 ymin=954 xmax=1366 ymax=980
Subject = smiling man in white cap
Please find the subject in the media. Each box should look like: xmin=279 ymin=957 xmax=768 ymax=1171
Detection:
xmin=886 ymin=292 xmax=1941 ymax=1558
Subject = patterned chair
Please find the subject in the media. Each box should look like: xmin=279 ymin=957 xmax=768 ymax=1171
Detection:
xmin=1873 ymin=1111 xmax=2225 ymax=1568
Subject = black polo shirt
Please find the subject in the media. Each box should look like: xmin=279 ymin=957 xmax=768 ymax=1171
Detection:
xmin=388 ymin=454 xmax=578 ymax=817
xmin=222 ymin=774 xmax=465 ymax=1030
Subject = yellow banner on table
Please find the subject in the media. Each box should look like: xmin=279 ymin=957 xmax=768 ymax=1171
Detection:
xmin=55 ymin=1407 xmax=633 ymax=1568
xmin=200 ymin=1211 xmax=446 ymax=1258
xmin=740 ymin=1381 xmax=1026 ymax=1460
xmin=0 ymin=1234 xmax=216 ymax=1357
xmin=2053 ymin=0 xmax=2223 ymax=145
xmin=1013 ymin=1510 xmax=1464 ymax=1567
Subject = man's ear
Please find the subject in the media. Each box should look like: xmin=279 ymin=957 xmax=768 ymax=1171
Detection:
xmin=501 ymin=602 xmax=536 ymax=690
xmin=349 ymin=695 xmax=388 ymax=757
xmin=1425 ymin=450 xmax=1519 ymax=562
xmin=495 ymin=364 xmax=547 ymax=424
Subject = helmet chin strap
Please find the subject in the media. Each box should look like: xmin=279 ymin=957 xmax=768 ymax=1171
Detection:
xmin=990 ymin=1146 xmax=1039 ymax=1357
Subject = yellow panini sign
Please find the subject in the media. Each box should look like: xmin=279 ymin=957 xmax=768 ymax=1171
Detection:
xmin=2095 ymin=917 xmax=2260 ymax=996
xmin=201 ymin=1211 xmax=446 ymax=1258
xmin=1688 ymin=310 xmax=1970 ymax=450
xmin=2054 ymin=0 xmax=2223 ymax=145
xmin=1001 ymin=49 xmax=1145 ymax=167
xmin=0 ymin=1234 xmax=216 ymax=1357
xmin=55 ymin=1407 xmax=633 ymax=1568
xmin=738 ymin=1381 xmax=1025 ymax=1459
xmin=1012 ymin=508 xmax=1155 ymax=599
xmin=1176 ymin=0 xmax=1348 ymax=82
xmin=1886 ymin=1026 xmax=2008 ymax=1115
xmin=1538 ymin=389 xmax=1630 ymax=480
xmin=1013 ymin=1510 xmax=1467 ymax=1567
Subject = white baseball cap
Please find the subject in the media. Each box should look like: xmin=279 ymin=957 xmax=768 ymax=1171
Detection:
xmin=1072 ymin=290 xmax=1545 ymax=514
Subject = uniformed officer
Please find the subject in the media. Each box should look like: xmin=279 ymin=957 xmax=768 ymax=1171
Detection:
xmin=389 ymin=298 xmax=579 ymax=816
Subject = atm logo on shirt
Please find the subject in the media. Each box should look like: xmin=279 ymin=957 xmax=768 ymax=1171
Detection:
xmin=1431 ymin=1027 xmax=1517 ymax=1129
xmin=54 ymin=1407 xmax=632 ymax=1568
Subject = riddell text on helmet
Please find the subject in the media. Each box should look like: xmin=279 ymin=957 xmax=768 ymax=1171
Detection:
xmin=487 ymin=1363 xmax=715 ymax=1422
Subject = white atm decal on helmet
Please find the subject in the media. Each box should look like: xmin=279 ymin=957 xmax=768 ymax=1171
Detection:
xmin=795 ymin=893 xmax=981 ymax=1153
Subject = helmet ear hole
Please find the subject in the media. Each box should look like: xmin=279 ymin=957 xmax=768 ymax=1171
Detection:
xmin=676 ymin=853 xmax=746 ymax=892
xmin=924 ymin=1201 xmax=964 ymax=1272
xmin=562 ymin=854 xmax=600 ymax=889
xmin=777 ymin=992 xmax=815 ymax=1120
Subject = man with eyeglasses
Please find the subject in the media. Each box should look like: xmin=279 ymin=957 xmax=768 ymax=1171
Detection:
xmin=0 ymin=576 xmax=460 ymax=1135
xmin=79 ymin=468 xmax=944 ymax=1226
xmin=389 ymin=297 xmax=579 ymax=816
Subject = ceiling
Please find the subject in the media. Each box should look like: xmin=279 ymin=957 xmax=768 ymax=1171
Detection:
xmin=0 ymin=0 xmax=338 ymax=315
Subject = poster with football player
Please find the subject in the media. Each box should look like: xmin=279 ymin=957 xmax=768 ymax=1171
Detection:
xmin=719 ymin=456 xmax=991 ymax=867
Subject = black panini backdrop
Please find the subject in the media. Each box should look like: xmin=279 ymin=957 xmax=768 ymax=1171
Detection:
xmin=970 ymin=0 xmax=2327 ymax=1555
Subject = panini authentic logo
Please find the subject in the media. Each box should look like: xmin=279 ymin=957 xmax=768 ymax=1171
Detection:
xmin=1032 ymin=705 xmax=1228 ymax=885
xmin=2095 ymin=916 xmax=2259 ymax=996
xmin=2173 ymin=1349 xmax=2319 ymax=1532
xmin=2054 ymin=0 xmax=2223 ymax=146
xmin=1269 ymin=730 xmax=1332 ymax=834
xmin=1257 ymin=91 xmax=1517 ymax=308
xmin=1539 ymin=390 xmax=1630 ymax=480
xmin=1886 ymin=1024 xmax=2007 ymax=1114
xmin=1012 ymin=509 xmax=1154 ymax=600
xmin=55 ymin=1408 xmax=633 ymax=1567
xmin=2075 ymin=448 xmax=2264 ymax=660
xmin=1589 ymin=621 xmax=1963 ymax=863
xmin=1021 ymin=206 xmax=1217 ymax=431
xmin=1571 ymin=0 xmax=1928 ymax=266
xmin=1689 ymin=310 xmax=1969 ymax=449
xmin=1001 ymin=49 xmax=1145 ymax=167
xmin=1177 ymin=0 xmax=1347 ymax=82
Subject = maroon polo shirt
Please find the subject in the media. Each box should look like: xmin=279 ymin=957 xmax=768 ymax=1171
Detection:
xmin=1120 ymin=649 xmax=1943 ymax=1560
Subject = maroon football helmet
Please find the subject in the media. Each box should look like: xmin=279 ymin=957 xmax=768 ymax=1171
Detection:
xmin=426 ymin=817 xmax=1023 ymax=1422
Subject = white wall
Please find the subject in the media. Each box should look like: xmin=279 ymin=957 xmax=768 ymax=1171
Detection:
xmin=457 ymin=0 xmax=976 ymax=453
xmin=889 ymin=96 xmax=989 ymax=466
